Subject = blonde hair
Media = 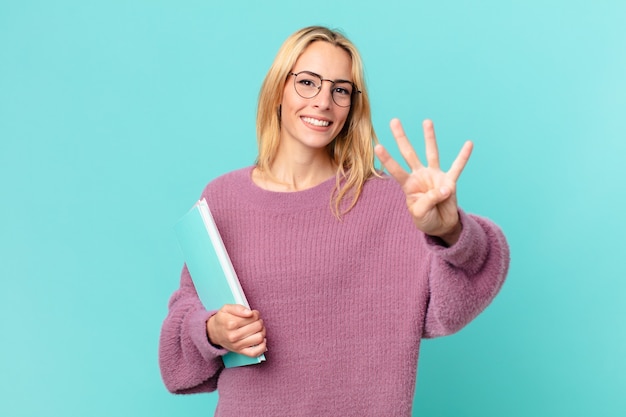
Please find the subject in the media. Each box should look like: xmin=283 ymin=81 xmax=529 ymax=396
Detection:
xmin=256 ymin=26 xmax=379 ymax=217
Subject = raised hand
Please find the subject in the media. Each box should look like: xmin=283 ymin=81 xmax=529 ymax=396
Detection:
xmin=206 ymin=304 xmax=267 ymax=357
xmin=374 ymin=118 xmax=473 ymax=246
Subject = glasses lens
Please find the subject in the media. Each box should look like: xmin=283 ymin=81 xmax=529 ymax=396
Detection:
xmin=293 ymin=72 xmax=355 ymax=107
xmin=294 ymin=72 xmax=321 ymax=99
xmin=331 ymin=82 xmax=354 ymax=107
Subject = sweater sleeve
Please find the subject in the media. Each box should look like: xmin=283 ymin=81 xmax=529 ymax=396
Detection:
xmin=422 ymin=210 xmax=510 ymax=338
xmin=158 ymin=265 xmax=228 ymax=394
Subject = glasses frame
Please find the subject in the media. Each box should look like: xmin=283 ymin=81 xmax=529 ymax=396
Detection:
xmin=289 ymin=71 xmax=361 ymax=108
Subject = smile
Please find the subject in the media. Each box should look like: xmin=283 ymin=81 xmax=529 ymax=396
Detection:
xmin=302 ymin=117 xmax=331 ymax=127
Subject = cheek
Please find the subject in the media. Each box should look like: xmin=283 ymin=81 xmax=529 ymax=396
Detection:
xmin=336 ymin=110 xmax=351 ymax=131
xmin=280 ymin=90 xmax=302 ymax=116
xmin=281 ymin=81 xmax=303 ymax=106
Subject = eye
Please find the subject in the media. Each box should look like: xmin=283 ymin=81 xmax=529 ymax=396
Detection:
xmin=295 ymin=73 xmax=320 ymax=89
xmin=333 ymin=83 xmax=353 ymax=96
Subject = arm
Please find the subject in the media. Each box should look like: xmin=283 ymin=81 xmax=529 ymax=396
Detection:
xmin=159 ymin=265 xmax=268 ymax=394
xmin=422 ymin=210 xmax=509 ymax=337
xmin=158 ymin=265 xmax=226 ymax=394
xmin=375 ymin=118 xmax=510 ymax=335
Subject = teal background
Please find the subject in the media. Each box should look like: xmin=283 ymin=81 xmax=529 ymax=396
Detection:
xmin=1 ymin=0 xmax=624 ymax=416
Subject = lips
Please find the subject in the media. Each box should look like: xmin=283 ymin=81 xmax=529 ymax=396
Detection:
xmin=301 ymin=116 xmax=331 ymax=127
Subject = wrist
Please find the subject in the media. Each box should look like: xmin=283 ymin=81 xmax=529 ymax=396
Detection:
xmin=206 ymin=315 xmax=223 ymax=349
xmin=438 ymin=221 xmax=463 ymax=247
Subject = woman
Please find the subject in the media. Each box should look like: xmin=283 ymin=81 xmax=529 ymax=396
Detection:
xmin=159 ymin=26 xmax=509 ymax=416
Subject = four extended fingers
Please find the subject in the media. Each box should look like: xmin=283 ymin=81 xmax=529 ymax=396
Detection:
xmin=378 ymin=118 xmax=472 ymax=182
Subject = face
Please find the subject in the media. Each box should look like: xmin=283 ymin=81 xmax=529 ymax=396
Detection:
xmin=279 ymin=41 xmax=353 ymax=156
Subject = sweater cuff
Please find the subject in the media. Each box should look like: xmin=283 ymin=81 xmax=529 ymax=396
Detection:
xmin=188 ymin=309 xmax=229 ymax=362
xmin=423 ymin=209 xmax=488 ymax=271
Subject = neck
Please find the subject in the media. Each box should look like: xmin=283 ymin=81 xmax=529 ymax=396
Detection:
xmin=254 ymin=151 xmax=337 ymax=192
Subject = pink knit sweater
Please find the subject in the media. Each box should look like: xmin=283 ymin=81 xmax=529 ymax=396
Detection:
xmin=159 ymin=167 xmax=509 ymax=416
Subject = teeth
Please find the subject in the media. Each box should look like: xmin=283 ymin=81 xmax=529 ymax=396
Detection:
xmin=302 ymin=117 xmax=330 ymax=127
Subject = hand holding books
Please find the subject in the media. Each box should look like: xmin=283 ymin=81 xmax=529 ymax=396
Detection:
xmin=207 ymin=304 xmax=267 ymax=358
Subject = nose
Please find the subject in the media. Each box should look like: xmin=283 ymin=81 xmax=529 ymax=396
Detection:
xmin=312 ymin=81 xmax=334 ymax=109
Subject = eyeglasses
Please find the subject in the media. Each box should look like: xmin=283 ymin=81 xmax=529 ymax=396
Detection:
xmin=289 ymin=71 xmax=361 ymax=108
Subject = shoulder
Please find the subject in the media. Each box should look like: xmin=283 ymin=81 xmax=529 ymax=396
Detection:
xmin=359 ymin=173 xmax=406 ymax=203
xmin=205 ymin=166 xmax=253 ymax=189
xmin=346 ymin=173 xmax=412 ymax=223
xmin=201 ymin=166 xmax=254 ymax=206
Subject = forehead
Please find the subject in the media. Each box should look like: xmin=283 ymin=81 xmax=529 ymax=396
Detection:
xmin=292 ymin=41 xmax=353 ymax=80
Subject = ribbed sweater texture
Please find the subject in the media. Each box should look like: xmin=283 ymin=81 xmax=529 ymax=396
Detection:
xmin=159 ymin=166 xmax=510 ymax=417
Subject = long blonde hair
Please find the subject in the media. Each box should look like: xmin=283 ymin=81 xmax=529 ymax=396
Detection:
xmin=256 ymin=26 xmax=379 ymax=217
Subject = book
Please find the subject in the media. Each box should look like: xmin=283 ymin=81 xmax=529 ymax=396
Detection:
xmin=174 ymin=198 xmax=266 ymax=368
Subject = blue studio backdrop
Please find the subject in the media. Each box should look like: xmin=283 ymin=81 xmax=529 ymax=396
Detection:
xmin=1 ymin=1 xmax=625 ymax=416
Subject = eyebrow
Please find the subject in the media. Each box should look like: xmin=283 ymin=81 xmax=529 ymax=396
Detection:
xmin=299 ymin=70 xmax=353 ymax=84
